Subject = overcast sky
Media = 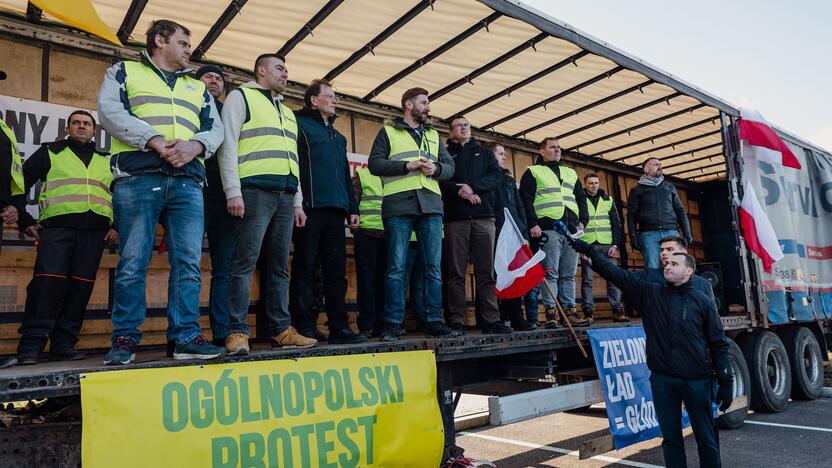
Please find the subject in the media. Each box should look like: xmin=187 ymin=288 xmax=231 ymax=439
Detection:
xmin=523 ymin=0 xmax=832 ymax=151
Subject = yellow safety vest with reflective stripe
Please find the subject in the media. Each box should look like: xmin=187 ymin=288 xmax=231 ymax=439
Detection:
xmin=381 ymin=125 xmax=441 ymax=197
xmin=357 ymin=166 xmax=383 ymax=231
xmin=236 ymin=87 xmax=299 ymax=179
xmin=38 ymin=146 xmax=113 ymax=223
xmin=110 ymin=61 xmax=206 ymax=164
xmin=527 ymin=164 xmax=578 ymax=220
xmin=1 ymin=118 xmax=24 ymax=196
xmin=583 ymin=196 xmax=614 ymax=244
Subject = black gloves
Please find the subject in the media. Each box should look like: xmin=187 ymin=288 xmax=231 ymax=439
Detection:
xmin=630 ymin=237 xmax=640 ymax=252
xmin=716 ymin=382 xmax=734 ymax=412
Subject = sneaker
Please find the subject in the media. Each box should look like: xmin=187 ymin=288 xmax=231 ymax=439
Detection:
xmin=449 ymin=323 xmax=466 ymax=336
xmin=298 ymin=327 xmax=330 ymax=342
xmin=104 ymin=336 xmax=138 ymax=366
xmin=425 ymin=321 xmax=455 ymax=337
xmin=543 ymin=308 xmax=560 ymax=329
xmin=379 ymin=323 xmax=402 ymax=342
xmin=527 ymin=320 xmax=539 ymax=330
xmin=173 ymin=335 xmax=226 ymax=360
xmin=225 ymin=333 xmax=250 ymax=356
xmin=49 ymin=348 xmax=85 ymax=361
xmin=564 ymin=307 xmax=592 ymax=327
xmin=612 ymin=309 xmax=631 ymax=322
xmin=359 ymin=329 xmax=374 ymax=339
xmin=0 ymin=356 xmax=17 ymax=369
xmin=482 ymin=321 xmax=513 ymax=334
xmin=271 ymin=326 xmax=317 ymax=349
xmin=329 ymin=328 xmax=369 ymax=345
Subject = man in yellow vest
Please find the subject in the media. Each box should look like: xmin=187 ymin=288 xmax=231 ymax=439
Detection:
xmin=579 ymin=173 xmax=628 ymax=324
xmin=97 ymin=20 xmax=225 ymax=365
xmin=218 ymin=53 xmax=315 ymax=354
xmin=519 ymin=137 xmax=591 ymax=328
xmin=0 ymin=69 xmax=24 ymax=236
xmin=368 ymin=87 xmax=457 ymax=341
xmin=2 ymin=111 xmax=118 ymax=367
xmin=353 ymin=166 xmax=387 ymax=337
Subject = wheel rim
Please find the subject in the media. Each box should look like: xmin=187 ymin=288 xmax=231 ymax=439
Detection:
xmin=802 ymin=341 xmax=821 ymax=385
xmin=765 ymin=346 xmax=787 ymax=395
xmin=731 ymin=356 xmax=745 ymax=398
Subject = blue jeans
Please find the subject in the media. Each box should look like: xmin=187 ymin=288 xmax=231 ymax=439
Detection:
xmin=204 ymin=198 xmax=235 ymax=341
xmin=228 ymin=187 xmax=295 ymax=336
xmin=111 ymin=174 xmax=204 ymax=345
xmin=540 ymin=229 xmax=579 ymax=309
xmin=384 ymin=215 xmax=443 ymax=324
xmin=405 ymin=242 xmax=427 ymax=324
xmin=639 ymin=229 xmax=679 ymax=269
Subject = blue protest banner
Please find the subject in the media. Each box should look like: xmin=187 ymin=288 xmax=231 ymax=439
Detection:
xmin=587 ymin=326 xmax=690 ymax=450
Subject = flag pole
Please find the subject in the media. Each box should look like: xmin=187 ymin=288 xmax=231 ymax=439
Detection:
xmin=539 ymin=280 xmax=587 ymax=358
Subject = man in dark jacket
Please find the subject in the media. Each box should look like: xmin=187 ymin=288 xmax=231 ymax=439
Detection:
xmin=441 ymin=116 xmax=510 ymax=335
xmin=565 ymin=227 xmax=733 ymax=468
xmin=291 ymin=79 xmax=366 ymax=344
xmin=487 ymin=141 xmax=534 ymax=330
xmin=631 ymin=235 xmax=717 ymax=307
xmin=519 ymin=137 xmax=590 ymax=328
xmin=627 ymin=157 xmax=692 ymax=269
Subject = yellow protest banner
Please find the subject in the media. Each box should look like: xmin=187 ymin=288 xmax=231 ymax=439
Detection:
xmin=81 ymin=351 xmax=444 ymax=467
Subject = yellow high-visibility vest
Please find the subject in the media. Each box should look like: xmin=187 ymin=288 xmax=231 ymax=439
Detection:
xmin=38 ymin=145 xmax=113 ymax=223
xmin=236 ymin=87 xmax=299 ymax=179
xmin=381 ymin=125 xmax=441 ymax=197
xmin=1 ymin=118 xmax=24 ymax=196
xmin=526 ymin=164 xmax=578 ymax=220
xmin=582 ymin=196 xmax=613 ymax=244
xmin=357 ymin=166 xmax=383 ymax=231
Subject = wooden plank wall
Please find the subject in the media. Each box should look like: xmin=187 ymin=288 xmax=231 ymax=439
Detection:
xmin=0 ymin=35 xmax=704 ymax=353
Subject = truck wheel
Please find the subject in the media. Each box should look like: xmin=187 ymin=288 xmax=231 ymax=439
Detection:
xmin=780 ymin=327 xmax=824 ymax=400
xmin=740 ymin=331 xmax=791 ymax=413
xmin=718 ymin=338 xmax=750 ymax=429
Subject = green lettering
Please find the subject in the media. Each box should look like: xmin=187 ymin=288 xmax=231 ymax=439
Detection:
xmin=259 ymin=374 xmax=283 ymax=419
xmin=392 ymin=365 xmax=404 ymax=403
xmin=189 ymin=379 xmax=214 ymax=429
xmin=212 ymin=436 xmax=238 ymax=468
xmin=357 ymin=415 xmax=377 ymax=465
xmin=216 ymin=369 xmax=240 ymax=425
xmin=336 ymin=419 xmax=360 ymax=468
xmin=374 ymin=366 xmax=396 ymax=404
xmin=302 ymin=371 xmax=324 ymax=414
xmin=358 ymin=367 xmax=379 ymax=407
xmin=291 ymin=423 xmax=315 ymax=468
xmin=314 ymin=421 xmax=337 ymax=468
xmin=266 ymin=428 xmax=293 ymax=468
xmin=341 ymin=369 xmax=362 ymax=409
xmin=162 ymin=382 xmax=188 ymax=432
xmin=239 ymin=432 xmax=266 ymax=468
xmin=323 ymin=369 xmax=344 ymax=411
xmin=283 ymin=373 xmax=305 ymax=417
xmin=239 ymin=376 xmax=261 ymax=423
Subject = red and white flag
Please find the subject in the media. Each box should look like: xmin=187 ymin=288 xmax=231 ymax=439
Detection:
xmin=495 ymin=208 xmax=546 ymax=299
xmin=740 ymin=108 xmax=801 ymax=169
xmin=739 ymin=182 xmax=784 ymax=273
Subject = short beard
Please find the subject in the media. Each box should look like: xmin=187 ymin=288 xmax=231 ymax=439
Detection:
xmin=410 ymin=108 xmax=428 ymax=125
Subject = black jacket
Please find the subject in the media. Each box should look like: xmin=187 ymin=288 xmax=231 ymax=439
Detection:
xmin=626 ymin=181 xmax=692 ymax=245
xmin=585 ymin=190 xmax=623 ymax=246
xmin=17 ymin=139 xmax=111 ymax=231
xmin=204 ymin=100 xmax=225 ymax=202
xmin=440 ymin=139 xmax=502 ymax=221
xmin=584 ymin=246 xmax=731 ymax=382
xmin=296 ymin=108 xmax=358 ymax=215
xmin=494 ymin=169 xmax=527 ymax=238
xmin=519 ymin=159 xmax=588 ymax=231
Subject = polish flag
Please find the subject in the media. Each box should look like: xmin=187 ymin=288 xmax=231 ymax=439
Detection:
xmin=739 ymin=182 xmax=784 ymax=273
xmin=740 ymin=109 xmax=801 ymax=169
xmin=495 ymin=208 xmax=546 ymax=299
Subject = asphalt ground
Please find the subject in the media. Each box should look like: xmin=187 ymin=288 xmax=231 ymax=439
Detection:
xmin=455 ymin=397 xmax=832 ymax=467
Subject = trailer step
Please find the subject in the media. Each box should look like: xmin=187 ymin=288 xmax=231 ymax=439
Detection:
xmin=488 ymin=380 xmax=604 ymax=426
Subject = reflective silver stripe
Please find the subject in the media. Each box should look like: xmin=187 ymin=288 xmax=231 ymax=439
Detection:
xmin=40 ymin=194 xmax=112 ymax=209
xmin=140 ymin=116 xmax=200 ymax=133
xmin=43 ymin=178 xmax=111 ymax=193
xmin=238 ymin=150 xmax=298 ymax=164
xmin=563 ymin=195 xmax=577 ymax=202
xmin=382 ymin=173 xmax=415 ymax=184
xmin=360 ymin=209 xmax=382 ymax=215
xmin=361 ymin=195 xmax=383 ymax=201
xmin=589 ymin=227 xmax=612 ymax=232
xmin=129 ymin=96 xmax=201 ymax=117
xmin=535 ymin=201 xmax=563 ymax=210
xmin=563 ymin=183 xmax=575 ymax=191
xmin=239 ymin=127 xmax=298 ymax=141
xmin=389 ymin=150 xmax=423 ymax=161
xmin=536 ymin=187 xmax=560 ymax=195
xmin=12 ymin=161 xmax=22 ymax=171
xmin=283 ymin=129 xmax=297 ymax=141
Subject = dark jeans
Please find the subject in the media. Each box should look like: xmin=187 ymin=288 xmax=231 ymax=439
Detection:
xmin=405 ymin=242 xmax=427 ymax=324
xmin=580 ymin=243 xmax=622 ymax=312
xmin=291 ymin=208 xmax=349 ymax=331
xmin=204 ymin=197 xmax=234 ymax=341
xmin=18 ymin=227 xmax=106 ymax=353
xmin=228 ymin=187 xmax=294 ymax=336
xmin=445 ymin=218 xmax=499 ymax=326
xmin=355 ymin=231 xmax=386 ymax=334
xmin=650 ymin=372 xmax=721 ymax=468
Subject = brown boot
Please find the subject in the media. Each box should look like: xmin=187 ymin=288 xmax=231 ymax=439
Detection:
xmin=271 ymin=326 xmax=317 ymax=349
xmin=612 ymin=309 xmax=631 ymax=323
xmin=225 ymin=333 xmax=250 ymax=356
xmin=544 ymin=307 xmax=560 ymax=329
xmin=565 ymin=307 xmax=591 ymax=327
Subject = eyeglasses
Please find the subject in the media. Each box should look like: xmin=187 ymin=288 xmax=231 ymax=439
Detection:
xmin=317 ymin=94 xmax=339 ymax=102
xmin=452 ymin=122 xmax=470 ymax=129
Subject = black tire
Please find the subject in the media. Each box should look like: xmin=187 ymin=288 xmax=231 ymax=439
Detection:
xmin=718 ymin=338 xmax=750 ymax=429
xmin=780 ymin=326 xmax=824 ymax=400
xmin=739 ymin=330 xmax=791 ymax=413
